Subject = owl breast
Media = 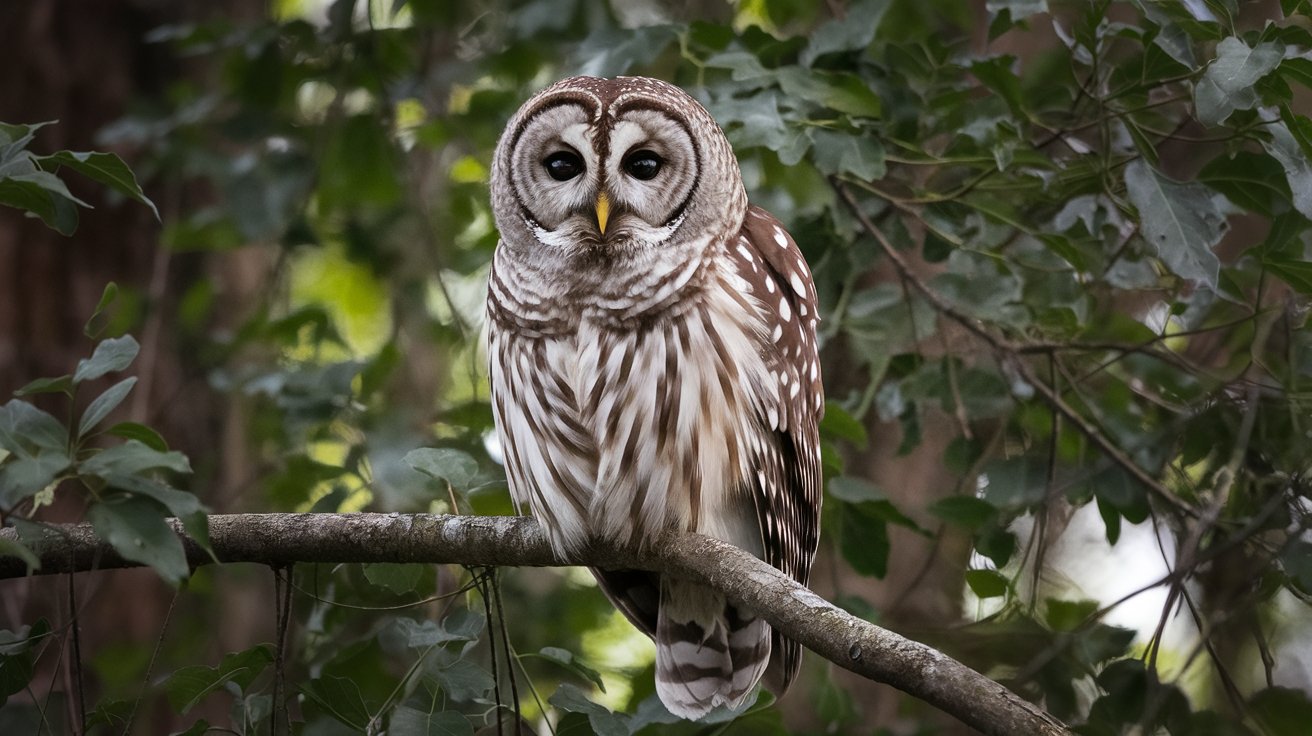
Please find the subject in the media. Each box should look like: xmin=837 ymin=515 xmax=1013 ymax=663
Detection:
xmin=487 ymin=236 xmax=773 ymax=558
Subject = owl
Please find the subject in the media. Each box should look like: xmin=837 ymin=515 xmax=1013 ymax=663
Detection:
xmin=486 ymin=76 xmax=823 ymax=719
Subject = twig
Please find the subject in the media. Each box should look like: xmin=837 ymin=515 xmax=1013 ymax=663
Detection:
xmin=831 ymin=180 xmax=1196 ymax=518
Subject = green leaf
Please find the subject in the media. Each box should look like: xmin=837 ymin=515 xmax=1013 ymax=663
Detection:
xmin=431 ymin=656 xmax=494 ymax=702
xmin=165 ymin=645 xmax=274 ymax=715
xmin=78 ymin=377 xmax=137 ymax=438
xmin=87 ymin=495 xmax=189 ymax=585
xmin=1194 ymin=37 xmax=1283 ymax=126
xmin=0 ymin=170 xmax=88 ymax=235
xmin=0 ymin=399 xmax=67 ymax=455
xmin=80 ymin=440 xmax=191 ymax=477
xmin=927 ymin=496 xmax=998 ymax=528
xmin=840 ymin=501 xmax=890 ymax=577
xmin=549 ymin=684 xmax=630 ymax=736
xmin=363 ymin=563 xmax=423 ymax=595
xmin=819 ymin=401 xmax=868 ymax=447
xmin=1262 ymin=119 xmax=1312 ymax=220
xmin=809 ymin=129 xmax=885 ymax=180
xmin=389 ymin=708 xmax=473 ymax=736
xmin=104 ymin=422 xmax=169 ymax=452
xmin=301 ymin=675 xmax=372 ymax=730
xmin=800 ymin=0 xmax=891 ymax=66
xmin=74 ymin=335 xmax=140 ymax=384
xmin=0 ymin=537 xmax=40 ymax=572
xmin=404 ymin=447 xmax=477 ymax=490
xmin=965 ymin=569 xmax=1009 ymax=598
xmin=384 ymin=613 xmax=483 ymax=651
xmin=531 ymin=647 xmax=607 ymax=692
xmin=1197 ymin=150 xmax=1291 ymax=216
xmin=1264 ymin=258 xmax=1312 ymax=296
xmin=1044 ymin=599 xmax=1098 ymax=631
xmin=775 ymin=68 xmax=882 ymax=118
xmin=39 ymin=150 xmax=159 ymax=220
xmin=970 ymin=56 xmax=1025 ymax=116
xmin=0 ymin=401 xmax=70 ymax=508
xmin=1123 ymin=159 xmax=1226 ymax=288
xmin=84 ymin=282 xmax=118 ymax=338
xmin=13 ymin=375 xmax=72 ymax=397
xmin=1250 ymin=687 xmax=1312 ymax=735
xmin=827 ymin=476 xmax=884 ymax=503
xmin=0 ymin=453 xmax=68 ymax=509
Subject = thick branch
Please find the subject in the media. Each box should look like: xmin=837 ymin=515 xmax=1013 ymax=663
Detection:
xmin=0 ymin=513 xmax=1070 ymax=736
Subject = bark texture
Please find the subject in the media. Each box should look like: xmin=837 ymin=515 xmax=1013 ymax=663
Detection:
xmin=0 ymin=512 xmax=1072 ymax=736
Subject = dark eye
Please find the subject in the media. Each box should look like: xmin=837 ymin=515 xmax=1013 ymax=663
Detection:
xmin=544 ymin=151 xmax=583 ymax=181
xmin=623 ymin=150 xmax=662 ymax=180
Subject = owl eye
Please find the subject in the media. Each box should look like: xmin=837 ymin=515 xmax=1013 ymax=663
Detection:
xmin=544 ymin=151 xmax=583 ymax=181
xmin=623 ymin=150 xmax=662 ymax=180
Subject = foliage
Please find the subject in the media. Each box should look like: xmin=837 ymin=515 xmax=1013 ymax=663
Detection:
xmin=3 ymin=0 xmax=1312 ymax=734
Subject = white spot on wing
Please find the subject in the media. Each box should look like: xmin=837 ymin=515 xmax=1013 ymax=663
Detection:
xmin=778 ymin=297 xmax=791 ymax=322
xmin=789 ymin=272 xmax=806 ymax=296
xmin=773 ymin=227 xmax=787 ymax=247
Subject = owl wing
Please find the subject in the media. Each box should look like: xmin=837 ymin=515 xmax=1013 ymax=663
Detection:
xmin=727 ymin=205 xmax=825 ymax=692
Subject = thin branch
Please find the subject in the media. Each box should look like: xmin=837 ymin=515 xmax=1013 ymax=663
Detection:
xmin=832 ymin=180 xmax=1197 ymax=518
xmin=0 ymin=512 xmax=1073 ymax=736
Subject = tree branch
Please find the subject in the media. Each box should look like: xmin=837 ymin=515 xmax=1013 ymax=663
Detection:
xmin=0 ymin=512 xmax=1071 ymax=736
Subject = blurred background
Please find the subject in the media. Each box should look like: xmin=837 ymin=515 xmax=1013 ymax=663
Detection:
xmin=2 ymin=0 xmax=1311 ymax=734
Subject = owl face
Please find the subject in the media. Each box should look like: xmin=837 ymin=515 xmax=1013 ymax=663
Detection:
xmin=491 ymin=76 xmax=747 ymax=267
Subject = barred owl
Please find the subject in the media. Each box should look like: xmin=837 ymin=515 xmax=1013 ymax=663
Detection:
xmin=486 ymin=76 xmax=823 ymax=719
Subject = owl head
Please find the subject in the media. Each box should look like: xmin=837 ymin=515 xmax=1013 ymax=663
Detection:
xmin=490 ymin=76 xmax=747 ymax=269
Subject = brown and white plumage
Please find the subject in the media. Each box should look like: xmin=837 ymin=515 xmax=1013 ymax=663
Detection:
xmin=486 ymin=76 xmax=822 ymax=719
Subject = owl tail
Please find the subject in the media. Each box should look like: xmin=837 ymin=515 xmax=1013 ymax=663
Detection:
xmin=654 ymin=577 xmax=771 ymax=720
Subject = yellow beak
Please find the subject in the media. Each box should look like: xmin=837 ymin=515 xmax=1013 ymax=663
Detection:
xmin=595 ymin=193 xmax=610 ymax=236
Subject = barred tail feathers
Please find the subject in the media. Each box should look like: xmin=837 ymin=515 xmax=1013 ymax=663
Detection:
xmin=654 ymin=578 xmax=771 ymax=720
